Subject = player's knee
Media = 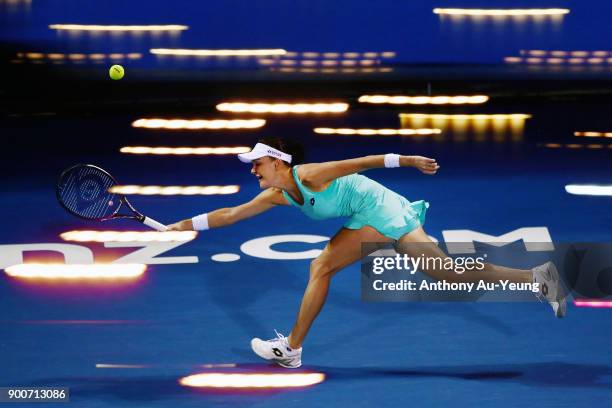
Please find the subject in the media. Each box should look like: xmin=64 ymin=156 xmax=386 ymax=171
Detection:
xmin=309 ymin=258 xmax=334 ymax=281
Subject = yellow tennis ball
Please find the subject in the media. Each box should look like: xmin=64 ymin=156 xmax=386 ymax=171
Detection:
xmin=109 ymin=64 xmax=125 ymax=80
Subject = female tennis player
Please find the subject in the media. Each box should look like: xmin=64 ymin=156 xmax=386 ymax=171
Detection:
xmin=168 ymin=138 xmax=566 ymax=368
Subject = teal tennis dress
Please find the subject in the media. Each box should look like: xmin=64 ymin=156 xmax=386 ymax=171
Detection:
xmin=282 ymin=166 xmax=428 ymax=240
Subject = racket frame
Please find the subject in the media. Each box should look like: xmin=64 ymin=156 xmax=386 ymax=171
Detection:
xmin=56 ymin=164 xmax=167 ymax=231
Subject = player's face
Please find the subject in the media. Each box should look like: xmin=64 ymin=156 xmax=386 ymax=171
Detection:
xmin=251 ymin=157 xmax=276 ymax=188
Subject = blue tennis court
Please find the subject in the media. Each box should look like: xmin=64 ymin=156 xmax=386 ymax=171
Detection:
xmin=1 ymin=107 xmax=611 ymax=406
xmin=1 ymin=1 xmax=612 ymax=406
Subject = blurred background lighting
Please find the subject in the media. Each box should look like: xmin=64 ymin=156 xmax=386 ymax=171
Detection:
xmin=131 ymin=118 xmax=265 ymax=129
xmin=96 ymin=364 xmax=150 ymax=369
xmin=120 ymin=146 xmax=251 ymax=155
xmin=574 ymin=300 xmax=612 ymax=308
xmin=400 ymin=114 xmax=530 ymax=120
xmin=400 ymin=114 xmax=530 ymax=142
xmin=271 ymin=67 xmax=392 ymax=74
xmin=506 ymin=51 xmax=612 ymax=66
xmin=216 ymin=102 xmax=348 ymax=114
xmin=261 ymin=59 xmax=378 ymax=67
xmin=543 ymin=143 xmax=610 ymax=150
xmin=4 ymin=264 xmax=146 ymax=280
xmin=433 ymin=8 xmax=570 ymax=16
xmin=109 ymin=185 xmax=240 ymax=195
xmin=359 ymin=95 xmax=489 ymax=105
xmin=574 ymin=131 xmax=612 ymax=138
xmin=179 ymin=373 xmax=326 ymax=388
xmin=60 ymin=230 xmax=197 ymax=242
xmin=314 ymin=128 xmax=441 ymax=136
xmin=151 ymin=48 xmax=286 ymax=56
xmin=49 ymin=24 xmax=188 ymax=32
xmin=565 ymin=185 xmax=612 ymax=196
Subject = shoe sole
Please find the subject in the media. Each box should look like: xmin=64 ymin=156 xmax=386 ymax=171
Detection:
xmin=277 ymin=360 xmax=302 ymax=369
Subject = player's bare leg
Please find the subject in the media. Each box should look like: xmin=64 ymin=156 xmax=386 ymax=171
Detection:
xmin=251 ymin=226 xmax=392 ymax=367
xmin=289 ymin=226 xmax=393 ymax=348
xmin=394 ymin=226 xmax=532 ymax=283
xmin=395 ymin=226 xmax=566 ymax=316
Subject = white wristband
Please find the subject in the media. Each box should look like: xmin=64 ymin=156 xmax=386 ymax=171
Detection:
xmin=192 ymin=213 xmax=209 ymax=231
xmin=384 ymin=153 xmax=401 ymax=168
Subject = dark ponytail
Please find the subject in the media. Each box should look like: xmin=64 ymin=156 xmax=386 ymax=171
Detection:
xmin=258 ymin=137 xmax=305 ymax=165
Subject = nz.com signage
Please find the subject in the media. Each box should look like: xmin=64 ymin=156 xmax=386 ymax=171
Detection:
xmin=0 ymin=227 xmax=553 ymax=267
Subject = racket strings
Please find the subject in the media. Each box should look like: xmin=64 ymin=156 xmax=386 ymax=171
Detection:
xmin=63 ymin=166 xmax=102 ymax=215
xmin=82 ymin=166 xmax=116 ymax=218
xmin=58 ymin=165 xmax=118 ymax=219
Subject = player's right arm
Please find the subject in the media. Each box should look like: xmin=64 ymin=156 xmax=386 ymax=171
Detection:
xmin=167 ymin=188 xmax=288 ymax=231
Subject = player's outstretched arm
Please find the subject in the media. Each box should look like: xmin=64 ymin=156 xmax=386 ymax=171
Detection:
xmin=299 ymin=154 xmax=440 ymax=186
xmin=167 ymin=188 xmax=286 ymax=231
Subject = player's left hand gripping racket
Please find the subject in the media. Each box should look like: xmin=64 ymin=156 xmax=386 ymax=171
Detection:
xmin=56 ymin=164 xmax=168 ymax=231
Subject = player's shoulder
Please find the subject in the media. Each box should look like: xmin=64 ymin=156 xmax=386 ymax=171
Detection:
xmin=295 ymin=162 xmax=319 ymax=183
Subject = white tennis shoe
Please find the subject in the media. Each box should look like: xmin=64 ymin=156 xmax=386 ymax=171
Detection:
xmin=532 ymin=261 xmax=567 ymax=318
xmin=251 ymin=330 xmax=302 ymax=368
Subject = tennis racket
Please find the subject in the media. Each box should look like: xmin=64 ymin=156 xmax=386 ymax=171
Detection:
xmin=56 ymin=164 xmax=168 ymax=231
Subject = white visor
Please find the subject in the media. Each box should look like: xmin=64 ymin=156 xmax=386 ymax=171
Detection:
xmin=237 ymin=143 xmax=292 ymax=163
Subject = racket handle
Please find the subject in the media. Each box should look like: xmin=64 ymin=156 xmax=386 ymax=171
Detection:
xmin=142 ymin=216 xmax=168 ymax=231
